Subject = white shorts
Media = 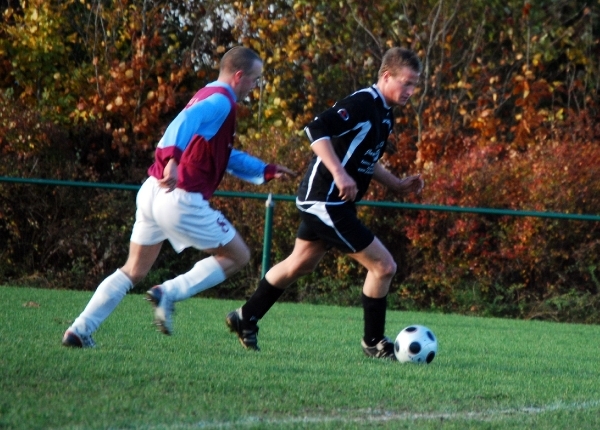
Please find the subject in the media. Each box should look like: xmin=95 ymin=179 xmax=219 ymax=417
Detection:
xmin=130 ymin=177 xmax=237 ymax=253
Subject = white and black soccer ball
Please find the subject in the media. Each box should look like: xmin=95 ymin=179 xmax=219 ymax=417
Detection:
xmin=394 ymin=325 xmax=438 ymax=364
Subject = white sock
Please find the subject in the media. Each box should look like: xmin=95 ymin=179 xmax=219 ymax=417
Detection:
xmin=71 ymin=269 xmax=133 ymax=335
xmin=162 ymin=256 xmax=226 ymax=302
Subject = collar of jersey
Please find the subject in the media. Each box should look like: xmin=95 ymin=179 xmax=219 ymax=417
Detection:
xmin=371 ymin=84 xmax=390 ymax=110
xmin=207 ymin=81 xmax=237 ymax=102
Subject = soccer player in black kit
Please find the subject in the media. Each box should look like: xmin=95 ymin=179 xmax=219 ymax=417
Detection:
xmin=227 ymin=47 xmax=424 ymax=359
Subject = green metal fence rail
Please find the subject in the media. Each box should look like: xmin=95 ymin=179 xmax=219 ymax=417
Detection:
xmin=2 ymin=176 xmax=600 ymax=276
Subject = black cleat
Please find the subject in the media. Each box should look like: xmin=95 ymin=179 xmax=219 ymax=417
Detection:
xmin=361 ymin=337 xmax=397 ymax=360
xmin=226 ymin=308 xmax=260 ymax=351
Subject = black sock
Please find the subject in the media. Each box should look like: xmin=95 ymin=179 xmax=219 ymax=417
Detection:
xmin=362 ymin=293 xmax=387 ymax=346
xmin=241 ymin=277 xmax=285 ymax=321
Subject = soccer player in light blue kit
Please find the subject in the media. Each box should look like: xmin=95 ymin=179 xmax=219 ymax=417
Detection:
xmin=62 ymin=47 xmax=295 ymax=348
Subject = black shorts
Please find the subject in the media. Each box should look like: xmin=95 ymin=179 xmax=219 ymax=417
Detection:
xmin=296 ymin=203 xmax=374 ymax=253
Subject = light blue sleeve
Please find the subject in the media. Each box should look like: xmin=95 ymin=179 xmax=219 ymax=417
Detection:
xmin=226 ymin=149 xmax=268 ymax=184
xmin=157 ymin=94 xmax=230 ymax=151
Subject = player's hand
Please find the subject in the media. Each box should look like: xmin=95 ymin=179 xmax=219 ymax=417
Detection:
xmin=158 ymin=159 xmax=178 ymax=192
xmin=334 ymin=170 xmax=358 ymax=202
xmin=272 ymin=165 xmax=298 ymax=180
xmin=398 ymin=174 xmax=424 ymax=195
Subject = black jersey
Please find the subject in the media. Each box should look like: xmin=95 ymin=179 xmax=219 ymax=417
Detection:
xmin=297 ymin=84 xmax=394 ymax=207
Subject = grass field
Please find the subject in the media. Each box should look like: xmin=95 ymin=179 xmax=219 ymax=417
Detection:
xmin=1 ymin=285 xmax=599 ymax=430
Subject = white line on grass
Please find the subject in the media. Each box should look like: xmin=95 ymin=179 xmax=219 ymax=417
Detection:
xmin=193 ymin=399 xmax=600 ymax=428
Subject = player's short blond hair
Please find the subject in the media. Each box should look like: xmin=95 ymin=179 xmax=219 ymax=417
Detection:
xmin=378 ymin=48 xmax=422 ymax=78
xmin=220 ymin=46 xmax=262 ymax=76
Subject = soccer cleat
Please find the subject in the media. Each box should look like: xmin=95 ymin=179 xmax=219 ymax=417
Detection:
xmin=62 ymin=328 xmax=96 ymax=348
xmin=226 ymin=308 xmax=260 ymax=351
xmin=146 ymin=285 xmax=174 ymax=335
xmin=361 ymin=336 xmax=397 ymax=360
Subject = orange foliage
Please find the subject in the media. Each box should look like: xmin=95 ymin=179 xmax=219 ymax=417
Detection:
xmin=1 ymin=0 xmax=600 ymax=320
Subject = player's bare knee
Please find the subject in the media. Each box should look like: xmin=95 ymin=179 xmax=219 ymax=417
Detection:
xmin=287 ymin=257 xmax=319 ymax=277
xmin=296 ymin=263 xmax=317 ymax=277
xmin=233 ymin=244 xmax=251 ymax=268
xmin=378 ymin=259 xmax=397 ymax=280
xmin=226 ymin=247 xmax=250 ymax=271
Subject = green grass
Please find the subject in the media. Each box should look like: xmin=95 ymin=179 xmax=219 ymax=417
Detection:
xmin=1 ymin=285 xmax=600 ymax=430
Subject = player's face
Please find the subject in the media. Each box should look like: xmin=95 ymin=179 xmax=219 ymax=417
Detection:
xmin=381 ymin=67 xmax=420 ymax=106
xmin=235 ymin=60 xmax=263 ymax=100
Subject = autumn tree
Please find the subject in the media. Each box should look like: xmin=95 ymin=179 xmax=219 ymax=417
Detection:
xmin=1 ymin=0 xmax=599 ymax=321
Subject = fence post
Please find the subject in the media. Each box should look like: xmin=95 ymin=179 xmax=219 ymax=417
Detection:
xmin=261 ymin=193 xmax=274 ymax=278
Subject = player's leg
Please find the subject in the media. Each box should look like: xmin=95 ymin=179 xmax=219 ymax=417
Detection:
xmin=121 ymin=241 xmax=164 ymax=283
xmin=152 ymin=185 xmax=248 ymax=296
xmin=348 ymin=237 xmax=397 ymax=359
xmin=286 ymin=205 xmax=396 ymax=358
xmin=150 ymin=230 xmax=252 ymax=338
xmin=158 ymin=232 xmax=249 ymax=303
xmin=63 ymin=178 xmax=164 ymax=347
xmin=226 ymin=238 xmax=327 ymax=350
xmin=349 ymin=236 xmax=397 ymax=298
xmin=143 ymin=186 xmax=244 ymax=334
xmin=211 ymin=232 xmax=252 ymax=276
xmin=246 ymin=237 xmax=327 ymax=317
xmin=63 ymin=241 xmax=162 ymax=347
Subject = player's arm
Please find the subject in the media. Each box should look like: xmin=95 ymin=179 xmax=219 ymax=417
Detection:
xmin=304 ymin=96 xmax=369 ymax=202
xmin=372 ymin=163 xmax=423 ymax=196
xmin=157 ymin=158 xmax=178 ymax=193
xmin=154 ymin=94 xmax=226 ymax=170
xmin=227 ymin=149 xmax=296 ymax=184
xmin=310 ymin=138 xmax=357 ymax=202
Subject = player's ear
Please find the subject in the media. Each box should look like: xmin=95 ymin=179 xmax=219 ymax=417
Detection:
xmin=232 ymin=69 xmax=244 ymax=84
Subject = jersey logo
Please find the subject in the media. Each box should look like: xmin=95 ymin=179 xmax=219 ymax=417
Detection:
xmin=337 ymin=109 xmax=350 ymax=121
xmin=216 ymin=215 xmax=230 ymax=233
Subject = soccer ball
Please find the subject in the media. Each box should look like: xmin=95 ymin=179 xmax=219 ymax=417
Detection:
xmin=394 ymin=325 xmax=438 ymax=364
